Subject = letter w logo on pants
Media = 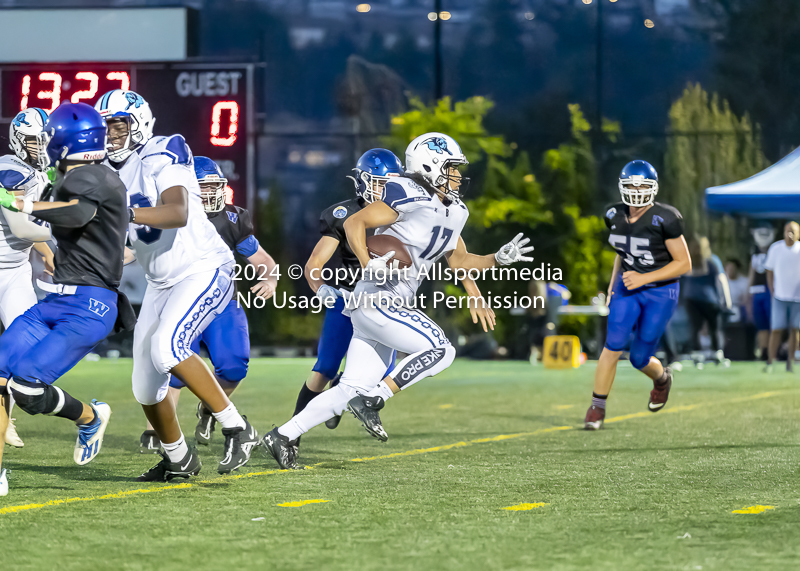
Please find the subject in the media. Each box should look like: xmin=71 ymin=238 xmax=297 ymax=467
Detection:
xmin=88 ymin=298 xmax=110 ymax=317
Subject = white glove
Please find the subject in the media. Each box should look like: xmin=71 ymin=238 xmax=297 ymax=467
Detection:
xmin=364 ymin=250 xmax=395 ymax=280
xmin=316 ymin=284 xmax=343 ymax=305
xmin=495 ymin=233 xmax=534 ymax=266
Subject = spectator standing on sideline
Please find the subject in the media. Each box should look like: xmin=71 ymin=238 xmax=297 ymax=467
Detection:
xmin=765 ymin=221 xmax=800 ymax=373
xmin=726 ymin=259 xmax=749 ymax=323
xmin=682 ymin=236 xmax=732 ymax=365
xmin=749 ymin=225 xmax=774 ymax=359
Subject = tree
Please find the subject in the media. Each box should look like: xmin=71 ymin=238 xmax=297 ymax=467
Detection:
xmin=383 ymin=95 xmax=552 ymax=230
xmin=663 ymin=83 xmax=768 ymax=258
xmin=695 ymin=0 xmax=800 ymax=158
xmin=538 ymin=104 xmax=618 ymax=306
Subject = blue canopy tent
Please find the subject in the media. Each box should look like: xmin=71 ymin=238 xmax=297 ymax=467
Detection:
xmin=705 ymin=147 xmax=800 ymax=218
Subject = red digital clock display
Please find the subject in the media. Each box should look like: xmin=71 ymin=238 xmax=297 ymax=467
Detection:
xmin=1 ymin=63 xmax=255 ymax=210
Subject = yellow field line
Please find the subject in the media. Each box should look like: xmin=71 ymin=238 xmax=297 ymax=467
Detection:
xmin=0 ymin=389 xmax=793 ymax=517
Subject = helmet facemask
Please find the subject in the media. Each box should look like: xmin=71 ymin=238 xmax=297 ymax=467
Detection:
xmin=31 ymin=131 xmax=51 ymax=170
xmin=435 ymin=161 xmax=469 ymax=200
xmin=350 ymin=170 xmax=400 ymax=203
xmin=199 ymin=178 xmax=227 ymax=213
xmin=15 ymin=133 xmax=49 ymax=170
xmin=106 ymin=117 xmax=138 ymax=163
xmin=619 ymin=175 xmax=658 ymax=207
xmin=752 ymin=227 xmax=775 ymax=249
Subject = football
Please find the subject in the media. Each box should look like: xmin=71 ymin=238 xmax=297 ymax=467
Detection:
xmin=366 ymin=234 xmax=413 ymax=269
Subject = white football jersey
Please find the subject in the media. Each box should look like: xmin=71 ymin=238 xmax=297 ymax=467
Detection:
xmin=0 ymin=155 xmax=48 ymax=270
xmin=112 ymin=135 xmax=233 ymax=288
xmin=370 ymin=176 xmax=469 ymax=299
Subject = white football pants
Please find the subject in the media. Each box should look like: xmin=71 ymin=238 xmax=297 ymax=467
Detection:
xmin=0 ymin=264 xmax=37 ymax=329
xmin=132 ymin=263 xmax=234 ymax=405
xmin=279 ymin=297 xmax=456 ymax=440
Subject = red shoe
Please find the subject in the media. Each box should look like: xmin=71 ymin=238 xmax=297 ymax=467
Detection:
xmin=584 ymin=405 xmax=605 ymax=430
xmin=648 ymin=367 xmax=673 ymax=412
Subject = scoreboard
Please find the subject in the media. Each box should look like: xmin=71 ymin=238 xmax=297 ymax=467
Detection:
xmin=0 ymin=62 xmax=256 ymax=212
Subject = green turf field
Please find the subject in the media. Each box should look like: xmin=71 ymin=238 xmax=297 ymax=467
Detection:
xmin=0 ymin=359 xmax=798 ymax=570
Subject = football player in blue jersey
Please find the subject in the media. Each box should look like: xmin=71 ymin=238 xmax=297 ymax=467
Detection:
xmin=139 ymin=157 xmax=278 ymax=452
xmin=0 ymin=103 xmax=134 ymax=492
xmin=584 ymin=160 xmax=691 ymax=430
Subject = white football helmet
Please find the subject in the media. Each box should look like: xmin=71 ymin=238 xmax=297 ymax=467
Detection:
xmin=405 ymin=132 xmax=468 ymax=197
xmin=94 ymin=90 xmax=155 ymax=162
xmin=9 ymin=107 xmax=49 ymax=170
xmin=751 ymin=225 xmax=775 ymax=249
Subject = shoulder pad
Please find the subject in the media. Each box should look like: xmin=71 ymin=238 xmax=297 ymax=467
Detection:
xmin=604 ymin=203 xmax=622 ymax=219
xmin=0 ymin=155 xmax=36 ymax=190
xmin=141 ymin=134 xmax=193 ymax=166
xmin=382 ymin=178 xmax=430 ymax=210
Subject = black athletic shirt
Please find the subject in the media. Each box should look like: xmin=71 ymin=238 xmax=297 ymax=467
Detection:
xmin=319 ymin=197 xmax=365 ymax=291
xmin=604 ymin=201 xmax=684 ymax=283
xmin=207 ymin=204 xmax=256 ymax=255
xmin=37 ymin=164 xmax=127 ymax=290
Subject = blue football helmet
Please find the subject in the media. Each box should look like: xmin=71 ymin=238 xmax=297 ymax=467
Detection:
xmin=348 ymin=148 xmax=404 ymax=203
xmin=40 ymin=103 xmax=107 ymax=169
xmin=619 ymin=160 xmax=659 ymax=207
xmin=194 ymin=156 xmax=228 ymax=213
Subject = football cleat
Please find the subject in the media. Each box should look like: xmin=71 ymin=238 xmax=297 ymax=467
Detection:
xmin=140 ymin=430 xmax=161 ymax=454
xmin=347 ymin=395 xmax=388 ymax=442
xmin=137 ymin=447 xmax=202 ymax=482
xmin=218 ymin=417 xmax=259 ymax=474
xmin=0 ymin=468 xmax=7 ymax=497
xmin=74 ymin=400 xmax=111 ymax=465
xmin=194 ymin=402 xmax=216 ymax=446
xmin=261 ymin=427 xmax=298 ymax=470
xmin=648 ymin=367 xmax=673 ymax=412
xmin=5 ymin=417 xmax=24 ymax=448
xmin=584 ymin=405 xmax=605 ymax=430
xmin=289 ymin=437 xmax=300 ymax=461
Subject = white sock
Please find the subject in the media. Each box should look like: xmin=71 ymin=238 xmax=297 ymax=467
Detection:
xmin=6 ymin=392 xmax=14 ymax=416
xmin=212 ymin=403 xmax=246 ymax=429
xmin=162 ymin=434 xmax=189 ymax=463
xmin=278 ymin=384 xmax=357 ymax=441
xmin=364 ymin=380 xmax=395 ymax=401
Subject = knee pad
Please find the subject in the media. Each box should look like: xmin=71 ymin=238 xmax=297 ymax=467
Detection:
xmin=150 ymin=327 xmax=196 ymax=375
xmin=8 ymin=377 xmax=62 ymax=416
xmin=215 ymin=364 xmax=247 ymax=383
xmin=629 ymin=341 xmax=657 ymax=370
xmin=392 ymin=345 xmax=456 ymax=389
xmin=168 ymin=375 xmax=186 ymax=390
xmin=212 ymin=351 xmax=249 ymax=383
xmin=131 ymin=363 xmax=171 ymax=406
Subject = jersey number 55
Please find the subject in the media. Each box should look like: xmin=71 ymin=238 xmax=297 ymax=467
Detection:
xmin=609 ymin=234 xmax=654 ymax=266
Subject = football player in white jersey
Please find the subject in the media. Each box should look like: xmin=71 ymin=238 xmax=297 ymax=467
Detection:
xmin=262 ymin=132 xmax=533 ymax=468
xmin=0 ymin=108 xmax=56 ymax=449
xmin=95 ymin=90 xmax=258 ymax=480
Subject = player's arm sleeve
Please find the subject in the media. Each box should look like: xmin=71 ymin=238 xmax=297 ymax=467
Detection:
xmin=33 ymin=168 xmax=101 ymax=228
xmin=381 ymin=182 xmax=427 ymax=220
xmin=152 ymin=136 xmax=196 ymax=192
xmin=319 ymin=214 xmax=335 ymax=238
xmin=232 ymin=208 xmax=260 ymax=257
xmin=603 ymin=205 xmax=615 ymax=229
xmin=662 ymin=208 xmax=685 ymax=240
xmin=763 ymin=245 xmax=776 ymax=271
xmin=4 ymin=209 xmax=51 ymax=241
